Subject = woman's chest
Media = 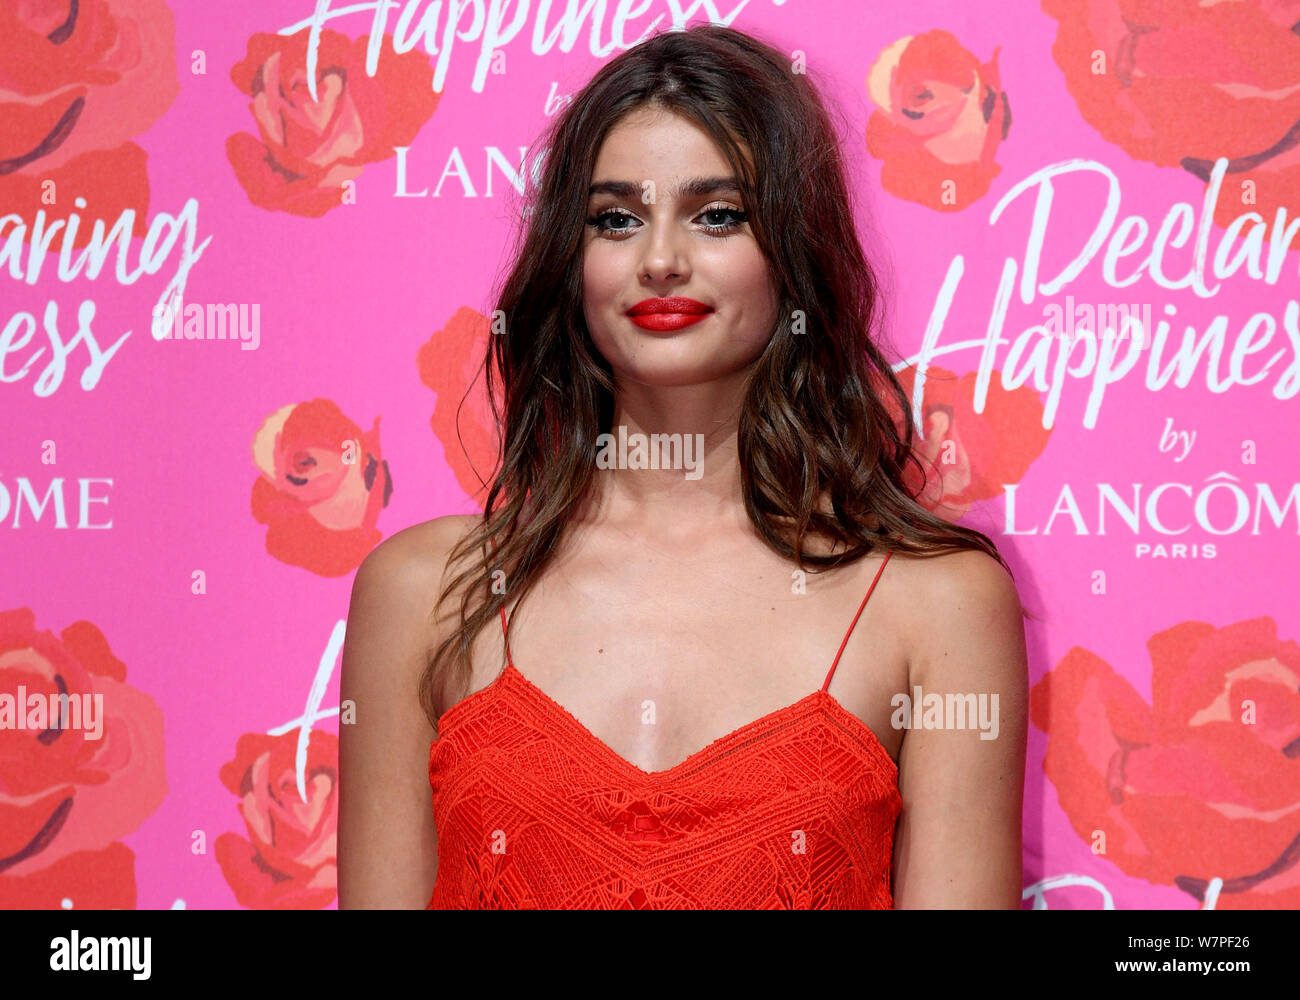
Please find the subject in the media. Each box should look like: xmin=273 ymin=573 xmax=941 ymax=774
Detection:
xmin=462 ymin=546 xmax=911 ymax=772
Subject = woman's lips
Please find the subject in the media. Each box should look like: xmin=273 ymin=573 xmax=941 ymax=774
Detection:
xmin=628 ymin=312 xmax=711 ymax=331
xmin=626 ymin=297 xmax=714 ymax=333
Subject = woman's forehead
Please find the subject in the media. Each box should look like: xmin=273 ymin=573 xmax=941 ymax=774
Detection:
xmin=592 ymin=111 xmax=752 ymax=188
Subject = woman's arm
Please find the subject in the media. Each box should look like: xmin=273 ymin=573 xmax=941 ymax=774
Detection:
xmin=890 ymin=549 xmax=1029 ymax=909
xmin=337 ymin=517 xmax=469 ymax=908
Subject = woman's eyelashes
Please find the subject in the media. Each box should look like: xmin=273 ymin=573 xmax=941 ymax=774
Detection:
xmin=585 ymin=204 xmax=748 ymax=238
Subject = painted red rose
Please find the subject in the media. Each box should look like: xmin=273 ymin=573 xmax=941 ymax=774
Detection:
xmin=866 ymin=31 xmax=1011 ymax=211
xmin=417 ymin=306 xmax=503 ymax=506
xmin=250 ymin=398 xmax=393 ymax=577
xmin=1042 ymin=0 xmax=1300 ymax=229
xmin=1031 ymin=617 xmax=1300 ymax=908
xmin=0 ymin=0 xmax=179 ymax=246
xmin=227 ymin=29 xmax=440 ymax=217
xmin=215 ymin=729 xmax=337 ymax=909
xmin=0 ymin=608 xmax=167 ymax=909
xmin=875 ymin=363 xmax=1050 ymax=521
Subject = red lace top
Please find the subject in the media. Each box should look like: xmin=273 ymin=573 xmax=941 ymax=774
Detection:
xmin=426 ymin=550 xmax=900 ymax=909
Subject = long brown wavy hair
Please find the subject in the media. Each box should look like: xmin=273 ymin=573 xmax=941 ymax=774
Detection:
xmin=419 ymin=23 xmax=1027 ymax=729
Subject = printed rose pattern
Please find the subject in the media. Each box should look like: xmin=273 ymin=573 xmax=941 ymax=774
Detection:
xmin=251 ymin=398 xmax=393 ymax=576
xmin=0 ymin=608 xmax=167 ymax=909
xmin=418 ymin=306 xmax=503 ymax=506
xmin=1042 ymin=0 xmax=1300 ymax=229
xmin=0 ymin=0 xmax=179 ymax=247
xmin=227 ymin=29 xmax=440 ymax=217
xmin=865 ymin=30 xmax=1011 ymax=211
xmin=1031 ymin=618 xmax=1300 ymax=909
xmin=876 ymin=364 xmax=1051 ymax=521
xmin=215 ymin=730 xmax=337 ymax=909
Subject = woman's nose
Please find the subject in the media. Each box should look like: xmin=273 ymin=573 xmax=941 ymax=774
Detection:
xmin=638 ymin=223 xmax=688 ymax=282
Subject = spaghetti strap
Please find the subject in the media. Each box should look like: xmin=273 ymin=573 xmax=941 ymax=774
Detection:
xmin=498 ymin=605 xmax=514 ymax=669
xmin=821 ymin=550 xmax=893 ymax=692
xmin=486 ymin=533 xmax=515 ymax=669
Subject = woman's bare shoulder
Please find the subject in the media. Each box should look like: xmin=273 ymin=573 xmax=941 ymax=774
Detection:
xmin=347 ymin=515 xmax=485 ymax=663
xmin=883 ymin=545 xmax=1026 ymax=687
xmin=355 ymin=514 xmax=483 ymax=590
xmin=882 ymin=545 xmax=1018 ymax=604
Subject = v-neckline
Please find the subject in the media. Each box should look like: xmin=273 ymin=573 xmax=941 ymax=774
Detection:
xmin=434 ymin=660 xmax=899 ymax=781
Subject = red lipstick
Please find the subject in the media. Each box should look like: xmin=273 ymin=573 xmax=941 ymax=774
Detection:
xmin=626 ymin=296 xmax=714 ymax=332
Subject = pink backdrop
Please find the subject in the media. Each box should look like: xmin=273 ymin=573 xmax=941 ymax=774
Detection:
xmin=2 ymin=0 xmax=1298 ymax=909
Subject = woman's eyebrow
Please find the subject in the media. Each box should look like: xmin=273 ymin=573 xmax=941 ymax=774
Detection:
xmin=587 ymin=177 xmax=741 ymax=200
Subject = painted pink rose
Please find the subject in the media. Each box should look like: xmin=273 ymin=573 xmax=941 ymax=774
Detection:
xmin=215 ymin=729 xmax=337 ymax=909
xmin=227 ymin=29 xmax=440 ymax=216
xmin=0 ymin=0 xmax=179 ymax=246
xmin=250 ymin=398 xmax=393 ymax=577
xmin=1031 ymin=617 xmax=1300 ymax=908
xmin=866 ymin=30 xmax=1011 ymax=211
xmin=1042 ymin=0 xmax=1300 ymax=229
xmin=417 ymin=306 xmax=503 ymax=507
xmin=0 ymin=608 xmax=167 ymax=908
xmin=876 ymin=363 xmax=1050 ymax=521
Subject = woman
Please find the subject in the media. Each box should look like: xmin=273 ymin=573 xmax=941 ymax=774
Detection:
xmin=339 ymin=23 xmax=1029 ymax=909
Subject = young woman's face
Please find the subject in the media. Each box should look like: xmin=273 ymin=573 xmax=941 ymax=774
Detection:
xmin=581 ymin=106 xmax=780 ymax=388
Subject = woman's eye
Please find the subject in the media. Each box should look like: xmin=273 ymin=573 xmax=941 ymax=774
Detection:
xmin=699 ymin=208 xmax=746 ymax=232
xmin=585 ymin=206 xmax=747 ymax=237
xmin=588 ymin=209 xmax=636 ymax=233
